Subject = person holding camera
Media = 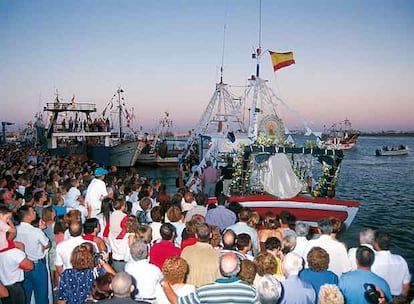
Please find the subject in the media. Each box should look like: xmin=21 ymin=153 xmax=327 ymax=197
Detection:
xmin=57 ymin=243 xmax=115 ymax=304
xmin=339 ymin=246 xmax=392 ymax=304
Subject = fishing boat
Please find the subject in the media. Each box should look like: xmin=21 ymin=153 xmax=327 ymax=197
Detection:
xmin=135 ymin=112 xmax=185 ymax=167
xmin=183 ymin=7 xmax=359 ymax=229
xmin=322 ymin=119 xmax=359 ymax=150
xmin=38 ymin=89 xmax=142 ymax=167
xmin=376 ymin=145 xmax=409 ymax=156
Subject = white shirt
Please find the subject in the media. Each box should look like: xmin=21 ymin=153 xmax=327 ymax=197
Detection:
xmin=150 ymin=222 xmax=162 ymax=243
xmin=0 ymin=248 xmax=26 ymax=285
xmin=155 ymin=283 xmax=195 ymax=304
xmin=347 ymin=243 xmax=374 ymax=271
xmin=129 ymin=191 xmax=139 ymax=203
xmin=108 ymin=210 xmax=129 ymax=260
xmin=303 ymin=234 xmax=351 ymax=277
xmin=371 ymin=250 xmax=411 ymax=295
xmin=15 ymin=222 xmax=49 ymax=260
xmin=292 ymin=236 xmax=309 ymax=258
xmin=55 ymin=236 xmax=94 ymax=270
xmin=184 ymin=205 xmax=207 ymax=222
xmin=65 ymin=187 xmax=81 ymax=209
xmin=125 ymin=259 xmax=163 ymax=299
xmin=85 ymin=178 xmax=107 ymax=217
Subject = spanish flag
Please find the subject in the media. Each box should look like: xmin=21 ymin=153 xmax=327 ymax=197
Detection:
xmin=269 ymin=51 xmax=295 ymax=72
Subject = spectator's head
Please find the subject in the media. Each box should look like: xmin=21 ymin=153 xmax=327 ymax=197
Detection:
xmin=136 ymin=224 xmax=152 ymax=244
xmin=238 ymin=259 xmax=257 ymax=285
xmin=281 ymin=234 xmax=296 ymax=255
xmin=238 ymin=207 xmax=251 ymax=222
xmin=330 ymin=217 xmax=342 ymax=235
xmin=222 ymin=229 xmax=237 ymax=250
xmin=263 ymin=211 xmax=279 ymax=229
xmin=318 ymin=218 xmax=333 ymax=235
xmin=196 ymin=223 xmax=211 ymax=243
xmin=69 ymin=221 xmax=83 ymax=237
xmin=236 ymin=233 xmax=252 ymax=252
xmin=150 ymin=206 xmax=164 ymax=223
xmin=279 ymin=210 xmax=295 ymax=226
xmin=160 ymin=223 xmax=176 ymax=241
xmin=220 ymin=252 xmax=240 ymax=278
xmin=130 ymin=239 xmax=148 ymax=261
xmin=84 ymin=218 xmax=100 ymax=235
xmin=209 ymin=225 xmax=222 ymax=248
xmin=184 ymin=219 xmax=198 ymax=238
xmin=126 ymin=216 xmax=139 ymax=234
xmin=112 ymin=198 xmax=126 ymax=211
xmin=295 ymin=221 xmax=310 ymax=237
xmin=110 ymin=272 xmax=134 ymax=298
xmin=71 ymin=243 xmax=94 ymax=270
xmin=264 ymin=237 xmax=281 ymax=258
xmin=139 ymin=197 xmax=152 ymax=211
xmin=166 ymin=205 xmax=182 ymax=223
xmin=257 ymin=274 xmax=282 ymax=304
xmin=282 ymin=252 xmax=303 ymax=276
xmin=359 ymin=228 xmax=375 ymax=245
xmin=318 ymin=284 xmax=344 ymax=304
xmin=374 ymin=230 xmax=391 ymax=251
xmin=307 ymin=247 xmax=330 ymax=272
xmin=41 ymin=206 xmax=55 ymax=222
xmin=162 ymin=256 xmax=189 ymax=285
xmin=90 ymin=273 xmax=114 ymax=301
xmin=356 ymin=245 xmax=375 ymax=268
xmin=254 ymin=252 xmax=278 ymax=276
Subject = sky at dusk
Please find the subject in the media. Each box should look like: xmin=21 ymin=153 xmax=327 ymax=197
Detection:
xmin=1 ymin=0 xmax=413 ymax=132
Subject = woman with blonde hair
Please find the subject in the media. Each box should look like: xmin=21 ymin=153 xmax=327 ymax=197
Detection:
xmin=318 ymin=284 xmax=344 ymax=304
xmin=156 ymin=256 xmax=195 ymax=304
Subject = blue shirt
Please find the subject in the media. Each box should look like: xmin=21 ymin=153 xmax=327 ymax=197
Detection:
xmin=280 ymin=275 xmax=316 ymax=304
xmin=299 ymin=268 xmax=338 ymax=297
xmin=339 ymin=269 xmax=392 ymax=304
xmin=205 ymin=205 xmax=236 ymax=232
xmin=58 ymin=267 xmax=105 ymax=304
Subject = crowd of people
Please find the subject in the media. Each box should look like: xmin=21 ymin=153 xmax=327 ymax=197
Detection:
xmin=0 ymin=144 xmax=412 ymax=304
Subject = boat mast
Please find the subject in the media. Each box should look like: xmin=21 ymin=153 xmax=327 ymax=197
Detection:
xmin=117 ymin=88 xmax=123 ymax=140
xmin=248 ymin=0 xmax=263 ymax=141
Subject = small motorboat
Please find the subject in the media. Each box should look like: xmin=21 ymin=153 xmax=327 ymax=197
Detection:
xmin=376 ymin=145 xmax=409 ymax=156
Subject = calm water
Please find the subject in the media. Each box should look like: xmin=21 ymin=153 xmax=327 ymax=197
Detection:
xmin=136 ymin=136 xmax=414 ymax=279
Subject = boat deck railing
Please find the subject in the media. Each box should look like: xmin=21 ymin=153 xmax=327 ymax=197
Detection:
xmin=44 ymin=102 xmax=97 ymax=113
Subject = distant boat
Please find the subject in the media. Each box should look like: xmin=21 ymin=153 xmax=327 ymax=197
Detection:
xmin=376 ymin=145 xmax=409 ymax=156
xmin=322 ymin=119 xmax=359 ymax=150
xmin=38 ymin=89 xmax=142 ymax=167
xmin=135 ymin=112 xmax=185 ymax=167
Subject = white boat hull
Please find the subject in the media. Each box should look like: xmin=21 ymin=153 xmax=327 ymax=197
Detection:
xmin=109 ymin=141 xmax=141 ymax=167
xmin=136 ymin=153 xmax=179 ymax=167
xmin=376 ymin=148 xmax=409 ymax=156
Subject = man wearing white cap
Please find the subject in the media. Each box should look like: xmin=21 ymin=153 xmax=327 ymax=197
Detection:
xmin=85 ymin=167 xmax=108 ymax=218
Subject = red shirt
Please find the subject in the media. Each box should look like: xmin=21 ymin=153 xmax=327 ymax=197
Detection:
xmin=181 ymin=237 xmax=198 ymax=250
xmin=149 ymin=240 xmax=182 ymax=269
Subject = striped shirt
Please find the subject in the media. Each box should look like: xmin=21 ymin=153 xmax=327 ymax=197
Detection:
xmin=178 ymin=277 xmax=259 ymax=304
